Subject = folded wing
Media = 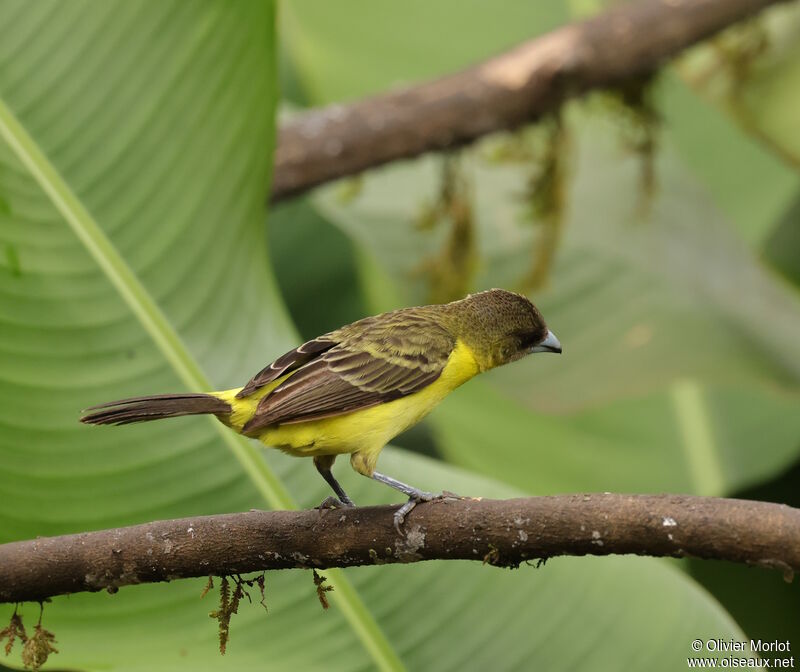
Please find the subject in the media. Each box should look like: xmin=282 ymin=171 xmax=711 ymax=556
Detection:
xmin=241 ymin=311 xmax=454 ymax=433
xmin=236 ymin=336 xmax=337 ymax=398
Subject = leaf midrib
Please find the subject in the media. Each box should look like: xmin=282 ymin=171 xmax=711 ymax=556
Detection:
xmin=0 ymin=96 xmax=405 ymax=672
xmin=671 ymin=379 xmax=724 ymax=495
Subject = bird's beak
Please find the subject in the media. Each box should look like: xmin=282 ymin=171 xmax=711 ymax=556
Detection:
xmin=531 ymin=330 xmax=562 ymax=354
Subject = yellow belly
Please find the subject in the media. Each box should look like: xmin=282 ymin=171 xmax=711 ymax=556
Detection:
xmin=214 ymin=340 xmax=479 ymax=468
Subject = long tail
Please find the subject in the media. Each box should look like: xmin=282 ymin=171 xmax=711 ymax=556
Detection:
xmin=80 ymin=393 xmax=231 ymax=426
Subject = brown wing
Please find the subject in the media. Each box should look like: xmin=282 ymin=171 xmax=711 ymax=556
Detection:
xmin=236 ymin=337 xmax=337 ymax=398
xmin=241 ymin=311 xmax=455 ymax=434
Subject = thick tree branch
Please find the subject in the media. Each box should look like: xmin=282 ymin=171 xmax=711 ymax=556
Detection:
xmin=272 ymin=0 xmax=788 ymax=202
xmin=1 ymin=494 xmax=798 ymax=604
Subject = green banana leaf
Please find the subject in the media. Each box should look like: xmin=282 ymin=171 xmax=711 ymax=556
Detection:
xmin=0 ymin=1 xmax=750 ymax=671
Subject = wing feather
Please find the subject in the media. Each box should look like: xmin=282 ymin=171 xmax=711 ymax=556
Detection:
xmin=241 ymin=311 xmax=454 ymax=433
xmin=236 ymin=337 xmax=336 ymax=398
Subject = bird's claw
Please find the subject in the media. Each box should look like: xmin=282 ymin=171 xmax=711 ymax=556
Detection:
xmin=393 ymin=490 xmax=439 ymax=534
xmin=317 ymin=496 xmax=355 ymax=510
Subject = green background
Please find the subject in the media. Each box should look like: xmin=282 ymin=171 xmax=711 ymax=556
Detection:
xmin=1 ymin=0 xmax=798 ymax=670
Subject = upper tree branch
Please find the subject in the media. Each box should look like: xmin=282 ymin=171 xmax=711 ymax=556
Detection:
xmin=2 ymin=494 xmax=798 ymax=604
xmin=272 ymin=0 xmax=788 ymax=202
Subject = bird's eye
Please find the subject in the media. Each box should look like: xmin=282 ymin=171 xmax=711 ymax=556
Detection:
xmin=518 ymin=330 xmax=541 ymax=350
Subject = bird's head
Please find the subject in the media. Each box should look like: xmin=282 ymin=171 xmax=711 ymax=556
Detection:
xmin=449 ymin=288 xmax=561 ymax=371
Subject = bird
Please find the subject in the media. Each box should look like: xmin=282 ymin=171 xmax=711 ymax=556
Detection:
xmin=81 ymin=288 xmax=561 ymax=529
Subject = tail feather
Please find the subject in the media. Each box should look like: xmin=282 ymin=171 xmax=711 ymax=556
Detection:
xmin=81 ymin=393 xmax=231 ymax=426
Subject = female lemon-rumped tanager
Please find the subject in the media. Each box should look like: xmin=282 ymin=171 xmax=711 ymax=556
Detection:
xmin=82 ymin=289 xmax=561 ymax=528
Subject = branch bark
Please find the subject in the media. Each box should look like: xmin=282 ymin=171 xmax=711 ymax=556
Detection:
xmin=272 ymin=0 xmax=788 ymax=203
xmin=2 ymin=494 xmax=798 ymax=604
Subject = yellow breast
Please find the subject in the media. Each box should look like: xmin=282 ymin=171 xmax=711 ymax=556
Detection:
xmin=219 ymin=340 xmax=480 ymax=459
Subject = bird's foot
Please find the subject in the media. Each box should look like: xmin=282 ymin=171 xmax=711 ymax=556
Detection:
xmin=393 ymin=489 xmax=441 ymax=534
xmin=392 ymin=490 xmax=471 ymax=532
xmin=317 ymin=496 xmax=355 ymax=510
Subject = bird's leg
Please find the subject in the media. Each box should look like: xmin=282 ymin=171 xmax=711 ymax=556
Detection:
xmin=370 ymin=471 xmax=439 ymax=532
xmin=314 ymin=455 xmax=355 ymax=509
